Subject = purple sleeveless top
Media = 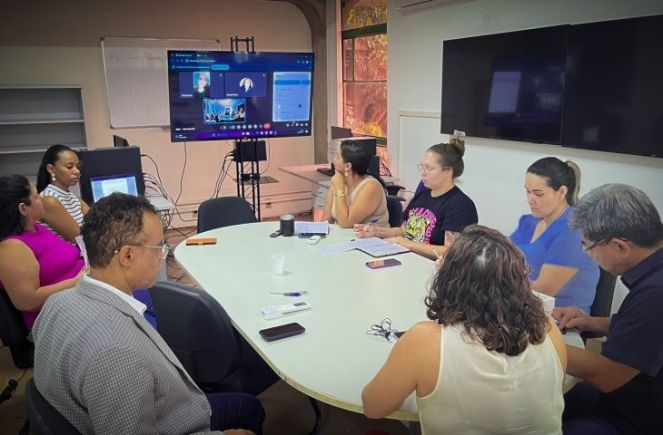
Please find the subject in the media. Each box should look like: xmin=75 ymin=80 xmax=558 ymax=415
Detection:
xmin=3 ymin=223 xmax=84 ymax=329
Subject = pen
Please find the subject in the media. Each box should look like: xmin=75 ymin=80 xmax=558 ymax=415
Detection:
xmin=270 ymin=291 xmax=308 ymax=297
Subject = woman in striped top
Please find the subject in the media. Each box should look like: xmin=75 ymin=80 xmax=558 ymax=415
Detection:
xmin=37 ymin=145 xmax=89 ymax=242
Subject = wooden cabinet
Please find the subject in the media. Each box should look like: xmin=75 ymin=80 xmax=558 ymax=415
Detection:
xmin=0 ymin=86 xmax=87 ymax=180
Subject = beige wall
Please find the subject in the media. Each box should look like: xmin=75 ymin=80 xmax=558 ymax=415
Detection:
xmin=0 ymin=0 xmax=317 ymax=223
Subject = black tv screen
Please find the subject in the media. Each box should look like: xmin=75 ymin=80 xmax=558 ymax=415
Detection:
xmin=563 ymin=15 xmax=663 ymax=158
xmin=168 ymin=51 xmax=314 ymax=142
xmin=441 ymin=26 xmax=568 ymax=144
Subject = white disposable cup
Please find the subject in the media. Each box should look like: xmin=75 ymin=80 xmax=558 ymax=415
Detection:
xmin=270 ymin=254 xmax=285 ymax=275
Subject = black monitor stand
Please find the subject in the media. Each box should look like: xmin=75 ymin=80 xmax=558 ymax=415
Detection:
xmin=316 ymin=163 xmax=335 ymax=177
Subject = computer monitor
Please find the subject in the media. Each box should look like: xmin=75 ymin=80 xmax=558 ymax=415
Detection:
xmin=330 ymin=126 xmax=352 ymax=140
xmin=90 ymin=173 xmax=139 ymax=203
xmin=79 ymin=146 xmax=145 ymax=204
xmin=318 ymin=136 xmax=378 ymax=177
xmin=113 ymin=135 xmax=130 ymax=147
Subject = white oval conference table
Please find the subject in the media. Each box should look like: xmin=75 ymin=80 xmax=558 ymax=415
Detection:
xmin=174 ymin=222 xmax=582 ymax=422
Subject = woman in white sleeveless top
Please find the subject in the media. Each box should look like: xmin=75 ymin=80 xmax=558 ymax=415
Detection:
xmin=37 ymin=144 xmax=89 ymax=242
xmin=323 ymin=139 xmax=389 ymax=228
xmin=363 ymin=225 xmax=567 ymax=434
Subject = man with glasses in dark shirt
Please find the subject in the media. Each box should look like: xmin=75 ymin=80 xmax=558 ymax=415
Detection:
xmin=554 ymin=184 xmax=663 ymax=435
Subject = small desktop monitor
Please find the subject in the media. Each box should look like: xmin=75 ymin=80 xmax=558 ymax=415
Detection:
xmin=79 ymin=146 xmax=145 ymax=204
xmin=90 ymin=173 xmax=139 ymax=203
xmin=113 ymin=135 xmax=130 ymax=147
xmin=330 ymin=126 xmax=352 ymax=140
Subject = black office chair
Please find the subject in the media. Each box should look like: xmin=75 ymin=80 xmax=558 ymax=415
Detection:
xmin=386 ymin=195 xmax=404 ymax=227
xmin=197 ymin=197 xmax=257 ymax=233
xmin=0 ymin=288 xmax=33 ymax=369
xmin=384 ymin=183 xmax=405 ymax=197
xmin=25 ymin=379 xmax=81 ymax=435
xmin=582 ymin=267 xmax=617 ymax=341
xmin=149 ymin=281 xmax=277 ymax=395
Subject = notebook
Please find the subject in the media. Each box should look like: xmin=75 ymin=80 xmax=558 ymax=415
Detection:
xmin=352 ymin=237 xmax=410 ymax=258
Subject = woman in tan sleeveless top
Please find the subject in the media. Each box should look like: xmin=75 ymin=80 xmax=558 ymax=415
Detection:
xmin=363 ymin=226 xmax=567 ymax=434
xmin=323 ymin=140 xmax=388 ymax=228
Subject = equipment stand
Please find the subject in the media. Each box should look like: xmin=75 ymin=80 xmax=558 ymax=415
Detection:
xmin=230 ymin=36 xmax=261 ymax=221
xmin=234 ymin=139 xmax=262 ymax=221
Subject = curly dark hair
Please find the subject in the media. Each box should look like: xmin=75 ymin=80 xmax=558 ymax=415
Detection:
xmin=81 ymin=193 xmax=157 ymax=268
xmin=0 ymin=175 xmax=33 ymax=240
xmin=425 ymin=225 xmax=548 ymax=356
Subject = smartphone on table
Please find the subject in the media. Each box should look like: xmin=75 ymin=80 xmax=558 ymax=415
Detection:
xmin=365 ymin=258 xmax=402 ymax=269
xmin=259 ymin=322 xmax=305 ymax=342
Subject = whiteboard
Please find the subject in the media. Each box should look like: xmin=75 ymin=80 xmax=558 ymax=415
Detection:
xmin=101 ymin=37 xmax=220 ymax=128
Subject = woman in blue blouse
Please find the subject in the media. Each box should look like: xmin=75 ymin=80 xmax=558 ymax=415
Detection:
xmin=511 ymin=157 xmax=598 ymax=313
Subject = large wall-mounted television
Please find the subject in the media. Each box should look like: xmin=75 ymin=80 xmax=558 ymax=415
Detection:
xmin=562 ymin=15 xmax=663 ymax=158
xmin=167 ymin=51 xmax=314 ymax=142
xmin=441 ymin=14 xmax=663 ymax=158
xmin=441 ymin=26 xmax=568 ymax=144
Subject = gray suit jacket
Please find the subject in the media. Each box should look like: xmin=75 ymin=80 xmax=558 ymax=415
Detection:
xmin=33 ymin=278 xmax=219 ymax=434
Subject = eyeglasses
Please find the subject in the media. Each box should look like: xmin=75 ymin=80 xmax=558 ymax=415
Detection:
xmin=582 ymin=238 xmax=609 ymax=252
xmin=417 ymin=163 xmax=440 ymax=173
xmin=114 ymin=242 xmax=170 ymax=259
xmin=141 ymin=243 xmax=170 ymax=259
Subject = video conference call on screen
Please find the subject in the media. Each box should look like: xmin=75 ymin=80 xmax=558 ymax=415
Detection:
xmin=167 ymin=51 xmax=314 ymax=142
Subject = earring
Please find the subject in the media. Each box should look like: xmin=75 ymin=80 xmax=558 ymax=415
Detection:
xmin=344 ymin=170 xmax=349 ymax=177
xmin=51 ymin=174 xmax=56 ymax=182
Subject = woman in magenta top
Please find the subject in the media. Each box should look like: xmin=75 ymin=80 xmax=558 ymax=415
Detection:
xmin=0 ymin=175 xmax=84 ymax=329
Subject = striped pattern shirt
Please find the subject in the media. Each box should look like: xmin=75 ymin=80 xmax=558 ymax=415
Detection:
xmin=40 ymin=184 xmax=84 ymax=238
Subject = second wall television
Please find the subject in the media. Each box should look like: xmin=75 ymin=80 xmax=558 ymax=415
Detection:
xmin=168 ymin=51 xmax=314 ymax=142
xmin=440 ymin=14 xmax=663 ymax=158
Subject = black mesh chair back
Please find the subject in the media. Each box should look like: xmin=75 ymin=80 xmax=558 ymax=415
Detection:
xmin=25 ymin=379 xmax=81 ymax=435
xmin=148 ymin=281 xmax=277 ymax=394
xmin=582 ymin=267 xmax=617 ymax=341
xmin=591 ymin=267 xmax=617 ymax=317
xmin=197 ymin=197 xmax=257 ymax=233
xmin=0 ymin=288 xmax=33 ymax=368
xmin=386 ymin=195 xmax=404 ymax=227
xmin=149 ymin=281 xmax=241 ymax=390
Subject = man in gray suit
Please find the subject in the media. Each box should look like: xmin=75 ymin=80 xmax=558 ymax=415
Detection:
xmin=33 ymin=193 xmax=263 ymax=434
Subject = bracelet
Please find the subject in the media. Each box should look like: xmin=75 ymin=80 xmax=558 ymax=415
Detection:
xmin=335 ymin=190 xmax=345 ymax=198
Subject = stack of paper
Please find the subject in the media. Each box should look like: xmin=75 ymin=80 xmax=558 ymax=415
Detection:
xmin=294 ymin=221 xmax=329 ymax=235
xmin=352 ymin=237 xmax=410 ymax=258
xmin=317 ymin=237 xmax=410 ymax=258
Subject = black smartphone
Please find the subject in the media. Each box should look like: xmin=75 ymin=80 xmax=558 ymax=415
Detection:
xmin=259 ymin=322 xmax=305 ymax=342
xmin=269 ymin=230 xmax=282 ymax=238
xmin=365 ymin=258 xmax=402 ymax=269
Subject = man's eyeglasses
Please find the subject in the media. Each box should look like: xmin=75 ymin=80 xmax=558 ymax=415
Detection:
xmin=582 ymin=238 xmax=610 ymax=252
xmin=114 ymin=242 xmax=170 ymax=259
